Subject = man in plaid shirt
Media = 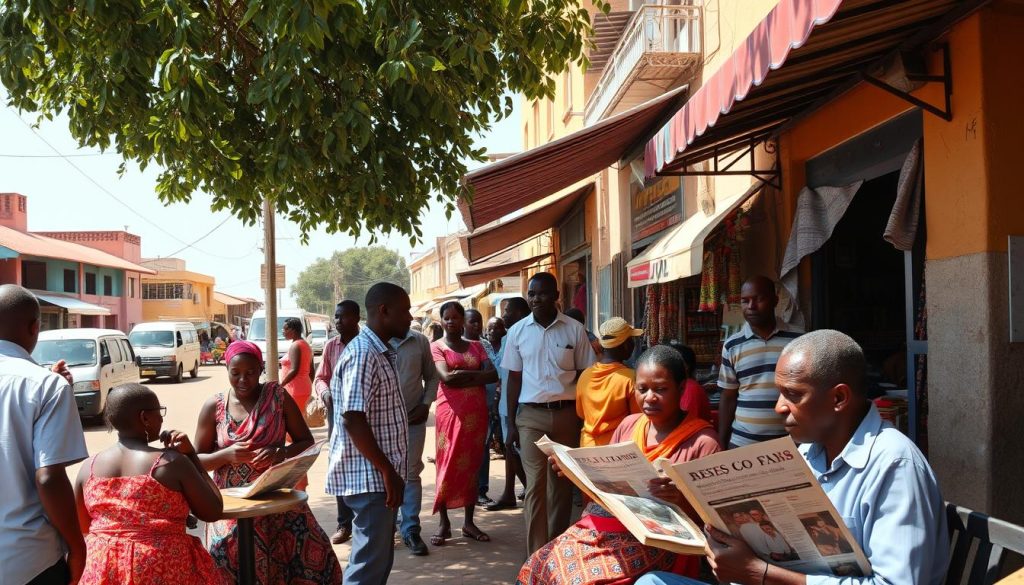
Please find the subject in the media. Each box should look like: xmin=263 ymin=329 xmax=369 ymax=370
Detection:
xmin=327 ymin=282 xmax=413 ymax=585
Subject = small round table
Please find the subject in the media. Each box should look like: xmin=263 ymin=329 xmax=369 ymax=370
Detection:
xmin=220 ymin=489 xmax=308 ymax=584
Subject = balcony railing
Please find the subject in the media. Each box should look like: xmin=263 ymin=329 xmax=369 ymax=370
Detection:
xmin=585 ymin=4 xmax=702 ymax=125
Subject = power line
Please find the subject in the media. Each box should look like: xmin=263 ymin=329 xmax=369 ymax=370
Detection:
xmin=6 ymin=107 xmax=253 ymax=261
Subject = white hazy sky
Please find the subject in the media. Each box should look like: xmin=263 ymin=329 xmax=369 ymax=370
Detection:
xmin=0 ymin=91 xmax=520 ymax=306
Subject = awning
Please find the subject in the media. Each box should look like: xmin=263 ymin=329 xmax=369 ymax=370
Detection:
xmin=434 ymin=284 xmax=487 ymax=301
xmin=461 ymin=85 xmax=689 ymax=230
xmin=35 ymin=294 xmax=112 ymax=316
xmin=213 ymin=292 xmax=248 ymax=306
xmin=457 ymin=253 xmax=552 ymax=289
xmin=645 ymin=0 xmax=982 ymax=176
xmin=461 ymin=182 xmax=593 ymax=263
xmin=626 ymin=184 xmax=764 ymax=288
xmin=486 ymin=293 xmax=524 ymax=307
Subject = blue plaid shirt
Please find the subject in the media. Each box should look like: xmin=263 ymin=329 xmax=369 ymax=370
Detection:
xmin=326 ymin=327 xmax=408 ymax=496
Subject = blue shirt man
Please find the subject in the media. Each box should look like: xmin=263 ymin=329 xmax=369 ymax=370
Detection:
xmin=637 ymin=330 xmax=947 ymax=585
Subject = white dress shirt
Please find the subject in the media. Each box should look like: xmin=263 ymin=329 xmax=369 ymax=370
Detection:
xmin=501 ymin=312 xmax=596 ymax=404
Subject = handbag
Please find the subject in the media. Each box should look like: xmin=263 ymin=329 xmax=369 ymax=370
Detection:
xmin=305 ymin=392 xmax=327 ymax=428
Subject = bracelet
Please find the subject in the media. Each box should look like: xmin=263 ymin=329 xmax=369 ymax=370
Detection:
xmin=761 ymin=560 xmax=770 ymax=585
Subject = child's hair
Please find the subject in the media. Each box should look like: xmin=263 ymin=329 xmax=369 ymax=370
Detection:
xmin=636 ymin=345 xmax=688 ymax=385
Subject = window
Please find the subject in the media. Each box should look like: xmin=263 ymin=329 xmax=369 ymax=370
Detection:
xmin=21 ymin=261 xmax=46 ymax=290
xmin=176 ymin=332 xmax=183 ymax=347
xmin=119 ymin=339 xmax=135 ymax=362
xmin=129 ymin=277 xmax=136 ymax=298
xmin=100 ymin=340 xmax=110 ymax=363
xmin=63 ymin=270 xmax=76 ymax=293
xmin=103 ymin=275 xmax=113 ymax=296
xmin=85 ymin=273 xmax=97 ymax=295
xmin=106 ymin=339 xmax=123 ymax=364
xmin=142 ymin=282 xmax=193 ymax=300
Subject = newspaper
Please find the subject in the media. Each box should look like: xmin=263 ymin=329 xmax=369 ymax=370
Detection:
xmin=536 ymin=436 xmax=705 ymax=555
xmin=657 ymin=436 xmax=872 ymax=577
xmin=222 ymin=440 xmax=326 ymax=499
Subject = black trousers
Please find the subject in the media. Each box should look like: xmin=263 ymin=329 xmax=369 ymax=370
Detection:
xmin=27 ymin=558 xmax=70 ymax=585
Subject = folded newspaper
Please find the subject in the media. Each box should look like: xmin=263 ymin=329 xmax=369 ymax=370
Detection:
xmin=539 ymin=435 xmax=872 ymax=578
xmin=221 ymin=440 xmax=326 ymax=499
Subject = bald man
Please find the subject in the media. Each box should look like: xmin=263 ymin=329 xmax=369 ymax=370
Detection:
xmin=0 ymin=285 xmax=88 ymax=584
xmin=717 ymin=276 xmax=803 ymax=449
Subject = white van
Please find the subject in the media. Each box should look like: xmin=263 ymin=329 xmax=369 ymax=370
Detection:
xmin=129 ymin=322 xmax=201 ymax=383
xmin=248 ymin=309 xmax=314 ymax=362
xmin=32 ymin=328 xmax=140 ymax=418
xmin=309 ymin=321 xmax=330 ymax=355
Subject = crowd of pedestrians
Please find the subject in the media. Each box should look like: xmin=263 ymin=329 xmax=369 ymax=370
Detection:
xmin=0 ymin=270 xmax=951 ymax=585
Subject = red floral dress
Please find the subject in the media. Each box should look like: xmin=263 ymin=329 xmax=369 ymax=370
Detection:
xmin=80 ymin=454 xmax=226 ymax=585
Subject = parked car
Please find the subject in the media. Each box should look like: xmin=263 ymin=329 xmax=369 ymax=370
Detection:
xmin=309 ymin=321 xmax=329 ymax=356
xmin=31 ymin=328 xmax=140 ymax=418
xmin=129 ymin=321 xmax=201 ymax=383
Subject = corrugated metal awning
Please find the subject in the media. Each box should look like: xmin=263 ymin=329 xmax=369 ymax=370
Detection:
xmin=35 ymin=294 xmax=112 ymax=316
xmin=645 ymin=0 xmax=982 ymax=176
xmin=456 ymin=253 xmax=552 ymax=289
xmin=460 ymin=86 xmax=688 ymax=230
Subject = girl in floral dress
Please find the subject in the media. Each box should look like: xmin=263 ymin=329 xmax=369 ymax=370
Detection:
xmin=195 ymin=341 xmax=341 ymax=584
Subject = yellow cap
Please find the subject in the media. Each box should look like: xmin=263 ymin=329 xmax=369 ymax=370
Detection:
xmin=598 ymin=317 xmax=643 ymax=348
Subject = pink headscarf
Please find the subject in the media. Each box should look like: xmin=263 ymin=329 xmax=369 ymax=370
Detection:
xmin=224 ymin=340 xmax=263 ymax=365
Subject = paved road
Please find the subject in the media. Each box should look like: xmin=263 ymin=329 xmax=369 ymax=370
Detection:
xmin=70 ymin=362 xmax=527 ymax=584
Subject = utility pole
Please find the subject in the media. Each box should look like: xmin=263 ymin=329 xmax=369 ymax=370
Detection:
xmin=263 ymin=198 xmax=279 ymax=382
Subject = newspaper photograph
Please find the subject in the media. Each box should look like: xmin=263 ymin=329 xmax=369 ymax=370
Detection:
xmin=658 ymin=436 xmax=872 ymax=577
xmin=536 ymin=436 xmax=705 ymax=554
xmin=222 ymin=440 xmax=326 ymax=499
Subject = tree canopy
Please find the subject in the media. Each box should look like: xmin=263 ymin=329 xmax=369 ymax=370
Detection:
xmin=291 ymin=246 xmax=409 ymax=314
xmin=0 ymin=0 xmax=603 ymax=241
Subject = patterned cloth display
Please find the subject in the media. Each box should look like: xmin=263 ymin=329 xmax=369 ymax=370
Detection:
xmin=81 ymin=455 xmax=226 ymax=585
xmin=431 ymin=339 xmax=490 ymax=512
xmin=206 ymin=383 xmax=341 ymax=584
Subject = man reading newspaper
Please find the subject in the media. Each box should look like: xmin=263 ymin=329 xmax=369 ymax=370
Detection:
xmin=639 ymin=330 xmax=948 ymax=585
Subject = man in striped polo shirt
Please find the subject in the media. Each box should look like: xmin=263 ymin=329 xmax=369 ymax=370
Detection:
xmin=717 ymin=276 xmax=803 ymax=448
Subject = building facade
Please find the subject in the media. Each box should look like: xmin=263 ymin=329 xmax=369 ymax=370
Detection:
xmin=139 ymin=257 xmax=217 ymax=327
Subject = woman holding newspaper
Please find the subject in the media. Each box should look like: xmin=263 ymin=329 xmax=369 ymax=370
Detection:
xmin=194 ymin=340 xmax=342 ymax=584
xmin=517 ymin=345 xmax=722 ymax=584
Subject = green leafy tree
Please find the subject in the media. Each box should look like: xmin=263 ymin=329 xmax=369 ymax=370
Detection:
xmin=292 ymin=246 xmax=409 ymax=314
xmin=0 ymin=1 xmax=605 ymax=241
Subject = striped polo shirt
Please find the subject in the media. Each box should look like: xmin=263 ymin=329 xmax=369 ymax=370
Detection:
xmin=718 ymin=320 xmax=803 ymax=448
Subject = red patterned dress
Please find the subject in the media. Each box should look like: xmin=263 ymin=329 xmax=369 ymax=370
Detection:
xmin=431 ymin=339 xmax=490 ymax=511
xmin=206 ymin=382 xmax=341 ymax=584
xmin=80 ymin=454 xmax=226 ymax=584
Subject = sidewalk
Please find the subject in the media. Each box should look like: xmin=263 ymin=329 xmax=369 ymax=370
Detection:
xmin=305 ymin=412 xmax=527 ymax=584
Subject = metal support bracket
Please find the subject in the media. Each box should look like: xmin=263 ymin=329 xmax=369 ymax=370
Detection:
xmin=862 ymin=44 xmax=952 ymax=122
xmin=658 ymin=135 xmax=782 ymax=190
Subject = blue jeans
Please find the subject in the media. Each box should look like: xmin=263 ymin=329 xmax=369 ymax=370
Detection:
xmin=398 ymin=422 xmax=427 ymax=538
xmin=342 ymin=492 xmax=397 ymax=585
xmin=634 ymin=573 xmax=705 ymax=585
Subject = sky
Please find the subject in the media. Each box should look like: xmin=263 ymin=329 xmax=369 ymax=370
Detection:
xmin=0 ymin=91 xmax=521 ymax=306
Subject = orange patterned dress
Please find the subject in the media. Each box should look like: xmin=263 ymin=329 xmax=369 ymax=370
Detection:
xmin=80 ymin=454 xmax=225 ymax=585
xmin=431 ymin=339 xmax=490 ymax=512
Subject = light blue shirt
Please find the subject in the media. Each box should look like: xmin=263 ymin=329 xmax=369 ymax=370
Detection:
xmin=0 ymin=340 xmax=88 ymax=585
xmin=800 ymin=403 xmax=948 ymax=585
xmin=492 ymin=343 xmax=510 ymax=416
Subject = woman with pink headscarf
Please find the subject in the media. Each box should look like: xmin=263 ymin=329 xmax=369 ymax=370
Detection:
xmin=194 ymin=341 xmax=341 ymax=584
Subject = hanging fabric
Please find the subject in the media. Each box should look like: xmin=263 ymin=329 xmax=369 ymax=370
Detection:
xmin=884 ymin=138 xmax=924 ymax=251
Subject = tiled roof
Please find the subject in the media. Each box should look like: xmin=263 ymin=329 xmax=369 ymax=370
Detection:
xmin=0 ymin=225 xmax=156 ymax=274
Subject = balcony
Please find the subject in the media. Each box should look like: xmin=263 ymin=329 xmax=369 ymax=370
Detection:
xmin=584 ymin=4 xmax=702 ymax=126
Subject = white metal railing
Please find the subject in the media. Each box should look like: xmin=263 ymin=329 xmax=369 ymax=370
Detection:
xmin=585 ymin=3 xmax=702 ymax=125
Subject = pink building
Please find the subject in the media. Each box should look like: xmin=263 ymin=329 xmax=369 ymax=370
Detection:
xmin=0 ymin=192 xmax=155 ymax=332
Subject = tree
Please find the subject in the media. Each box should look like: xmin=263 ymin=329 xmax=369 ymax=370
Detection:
xmin=292 ymin=246 xmax=409 ymax=314
xmin=0 ymin=1 xmax=605 ymax=241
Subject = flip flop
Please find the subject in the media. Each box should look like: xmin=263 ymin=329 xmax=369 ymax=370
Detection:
xmin=461 ymin=526 xmax=490 ymax=542
xmin=430 ymin=528 xmax=451 ymax=546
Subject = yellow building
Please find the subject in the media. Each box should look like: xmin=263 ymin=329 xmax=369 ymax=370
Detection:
xmin=462 ymin=0 xmax=1024 ymax=523
xmin=139 ymin=258 xmax=217 ymax=327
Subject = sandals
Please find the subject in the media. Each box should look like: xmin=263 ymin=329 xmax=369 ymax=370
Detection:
xmin=430 ymin=527 xmax=451 ymax=546
xmin=461 ymin=525 xmax=490 ymax=542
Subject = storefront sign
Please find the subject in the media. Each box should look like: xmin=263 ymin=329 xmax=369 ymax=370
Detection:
xmin=632 ymin=176 xmax=683 ymax=241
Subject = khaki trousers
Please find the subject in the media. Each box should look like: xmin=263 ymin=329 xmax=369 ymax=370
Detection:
xmin=516 ymin=404 xmax=582 ymax=555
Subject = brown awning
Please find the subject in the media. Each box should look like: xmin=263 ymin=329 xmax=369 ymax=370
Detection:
xmin=460 ymin=86 xmax=688 ymax=230
xmin=460 ymin=182 xmax=593 ymax=263
xmin=456 ymin=253 xmax=552 ymax=289
xmin=645 ymin=0 xmax=984 ymax=176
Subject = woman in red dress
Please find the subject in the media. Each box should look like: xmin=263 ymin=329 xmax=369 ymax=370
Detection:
xmin=430 ymin=301 xmax=498 ymax=546
xmin=279 ymin=317 xmax=313 ymax=411
xmin=74 ymin=383 xmax=225 ymax=584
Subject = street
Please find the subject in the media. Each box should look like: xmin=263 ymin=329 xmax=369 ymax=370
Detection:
xmin=69 ymin=362 xmax=527 ymax=584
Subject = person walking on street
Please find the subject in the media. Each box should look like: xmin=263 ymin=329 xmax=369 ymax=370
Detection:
xmin=328 ymin=283 xmax=412 ymax=585
xmin=717 ymin=276 xmax=803 ymax=449
xmin=0 ymin=284 xmax=89 ymax=585
xmin=279 ymin=317 xmax=313 ymax=411
xmin=465 ymin=308 xmax=497 ymax=506
xmin=502 ymin=273 xmax=596 ymax=554
xmin=576 ymin=317 xmax=643 ymax=448
xmin=486 ymin=298 xmax=530 ymax=512
xmin=314 ymin=300 xmax=361 ymax=544
xmin=429 ymin=302 xmax=498 ymax=547
xmin=390 ymin=314 xmax=439 ymax=557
